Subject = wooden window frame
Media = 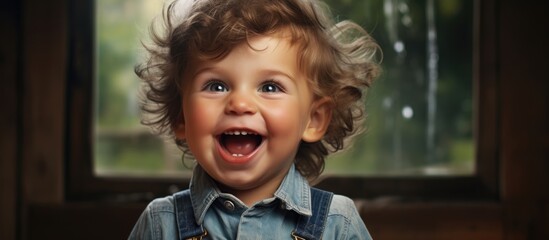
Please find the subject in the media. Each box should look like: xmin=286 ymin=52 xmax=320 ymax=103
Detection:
xmin=66 ymin=0 xmax=499 ymax=202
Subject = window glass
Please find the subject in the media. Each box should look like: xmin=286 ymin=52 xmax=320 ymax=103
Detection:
xmin=94 ymin=0 xmax=473 ymax=177
xmin=323 ymin=0 xmax=474 ymax=175
xmin=94 ymin=0 xmax=185 ymax=177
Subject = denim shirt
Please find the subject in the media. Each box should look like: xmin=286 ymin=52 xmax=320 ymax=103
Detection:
xmin=129 ymin=165 xmax=372 ymax=239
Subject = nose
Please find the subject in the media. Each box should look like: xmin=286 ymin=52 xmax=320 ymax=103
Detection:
xmin=224 ymin=90 xmax=257 ymax=115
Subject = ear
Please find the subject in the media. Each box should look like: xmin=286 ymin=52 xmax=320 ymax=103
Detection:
xmin=302 ymin=97 xmax=332 ymax=142
xmin=174 ymin=123 xmax=186 ymax=140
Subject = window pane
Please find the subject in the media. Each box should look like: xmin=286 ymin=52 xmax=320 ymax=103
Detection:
xmin=323 ymin=0 xmax=474 ymax=175
xmin=94 ymin=0 xmax=474 ymax=177
xmin=94 ymin=0 xmax=187 ymax=177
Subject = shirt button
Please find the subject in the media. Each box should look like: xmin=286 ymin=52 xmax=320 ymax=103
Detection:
xmin=223 ymin=200 xmax=235 ymax=211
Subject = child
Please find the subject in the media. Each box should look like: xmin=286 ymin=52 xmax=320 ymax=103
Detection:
xmin=129 ymin=0 xmax=380 ymax=239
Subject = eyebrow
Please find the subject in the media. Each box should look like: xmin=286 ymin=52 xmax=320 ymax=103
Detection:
xmin=189 ymin=66 xmax=215 ymax=80
xmin=260 ymin=69 xmax=298 ymax=83
xmin=191 ymin=66 xmax=298 ymax=83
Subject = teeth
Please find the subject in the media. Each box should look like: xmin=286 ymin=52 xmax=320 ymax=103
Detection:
xmin=232 ymin=153 xmax=244 ymax=157
xmin=224 ymin=131 xmax=257 ymax=135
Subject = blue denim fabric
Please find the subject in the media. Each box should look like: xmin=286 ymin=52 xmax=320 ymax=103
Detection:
xmin=128 ymin=165 xmax=372 ymax=239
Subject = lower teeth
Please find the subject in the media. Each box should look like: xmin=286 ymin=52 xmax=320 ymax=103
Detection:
xmin=232 ymin=153 xmax=244 ymax=157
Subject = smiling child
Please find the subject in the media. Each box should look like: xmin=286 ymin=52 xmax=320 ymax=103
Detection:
xmin=129 ymin=0 xmax=380 ymax=239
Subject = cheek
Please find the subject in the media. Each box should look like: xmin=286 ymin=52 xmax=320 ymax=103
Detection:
xmin=265 ymin=100 xmax=307 ymax=136
xmin=184 ymin=99 xmax=216 ymax=135
xmin=188 ymin=109 xmax=213 ymax=124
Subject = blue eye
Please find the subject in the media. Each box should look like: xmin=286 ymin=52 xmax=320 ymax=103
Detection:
xmin=204 ymin=80 xmax=228 ymax=92
xmin=260 ymin=81 xmax=284 ymax=93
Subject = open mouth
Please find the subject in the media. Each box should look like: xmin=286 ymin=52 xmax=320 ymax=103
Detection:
xmin=218 ymin=130 xmax=264 ymax=157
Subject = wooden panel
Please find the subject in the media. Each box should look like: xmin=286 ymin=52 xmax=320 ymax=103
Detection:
xmin=499 ymin=0 xmax=549 ymax=201
xmin=27 ymin=203 xmax=145 ymax=240
xmin=474 ymin=0 xmax=499 ymax=196
xmin=358 ymin=202 xmax=503 ymax=240
xmin=498 ymin=1 xmax=549 ymax=239
xmin=21 ymin=0 xmax=68 ymax=204
xmin=0 ymin=2 xmax=21 ymax=240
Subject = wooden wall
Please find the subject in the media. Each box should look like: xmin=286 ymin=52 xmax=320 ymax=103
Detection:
xmin=1 ymin=0 xmax=547 ymax=239
xmin=498 ymin=1 xmax=549 ymax=238
xmin=1 ymin=1 xmax=20 ymax=240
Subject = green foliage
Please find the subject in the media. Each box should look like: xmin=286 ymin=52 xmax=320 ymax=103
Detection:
xmin=323 ymin=0 xmax=474 ymax=175
xmin=95 ymin=0 xmax=172 ymax=174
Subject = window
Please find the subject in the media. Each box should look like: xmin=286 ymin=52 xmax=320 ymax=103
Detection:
xmin=93 ymin=0 xmax=185 ymax=178
xmin=67 ymin=0 xmax=498 ymax=201
xmin=323 ymin=0 xmax=474 ymax=176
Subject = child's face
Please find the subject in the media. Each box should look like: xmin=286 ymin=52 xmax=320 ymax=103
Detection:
xmin=175 ymin=34 xmax=330 ymax=200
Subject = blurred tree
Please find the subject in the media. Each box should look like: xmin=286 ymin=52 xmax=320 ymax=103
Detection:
xmin=323 ymin=0 xmax=473 ymax=175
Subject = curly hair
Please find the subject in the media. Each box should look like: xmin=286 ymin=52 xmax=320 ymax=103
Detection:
xmin=136 ymin=0 xmax=380 ymax=179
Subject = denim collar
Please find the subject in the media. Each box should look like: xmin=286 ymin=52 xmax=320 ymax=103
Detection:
xmin=189 ymin=164 xmax=312 ymax=224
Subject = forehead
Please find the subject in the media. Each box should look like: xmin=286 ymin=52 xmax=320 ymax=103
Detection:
xmin=233 ymin=33 xmax=297 ymax=59
xmin=186 ymin=33 xmax=303 ymax=77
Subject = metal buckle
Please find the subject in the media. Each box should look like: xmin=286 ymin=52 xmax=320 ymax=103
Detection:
xmin=186 ymin=230 xmax=208 ymax=240
xmin=291 ymin=231 xmax=306 ymax=240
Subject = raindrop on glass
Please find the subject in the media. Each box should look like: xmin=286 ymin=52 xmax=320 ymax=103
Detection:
xmin=402 ymin=106 xmax=414 ymax=119
xmin=394 ymin=40 xmax=405 ymax=53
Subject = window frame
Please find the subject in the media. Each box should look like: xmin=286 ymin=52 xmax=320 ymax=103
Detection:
xmin=66 ymin=0 xmax=498 ymax=202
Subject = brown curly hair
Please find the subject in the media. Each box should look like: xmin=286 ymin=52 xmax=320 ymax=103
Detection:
xmin=136 ymin=0 xmax=380 ymax=179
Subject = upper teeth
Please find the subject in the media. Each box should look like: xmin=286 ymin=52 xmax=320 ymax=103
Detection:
xmin=224 ymin=131 xmax=257 ymax=136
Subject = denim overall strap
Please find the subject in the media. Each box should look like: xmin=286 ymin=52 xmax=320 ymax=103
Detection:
xmin=292 ymin=188 xmax=334 ymax=240
xmin=173 ymin=190 xmax=208 ymax=240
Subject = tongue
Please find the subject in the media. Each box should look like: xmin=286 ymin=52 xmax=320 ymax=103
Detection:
xmin=224 ymin=135 xmax=259 ymax=155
